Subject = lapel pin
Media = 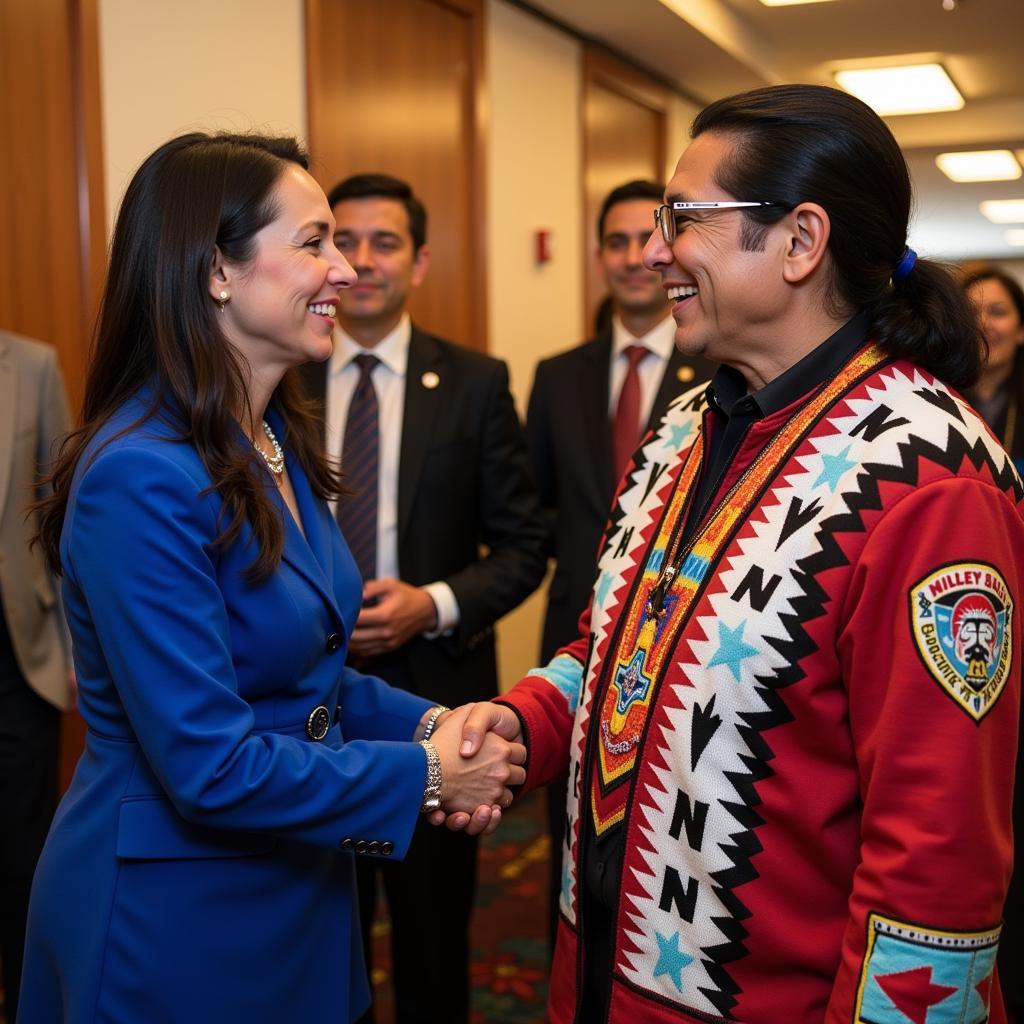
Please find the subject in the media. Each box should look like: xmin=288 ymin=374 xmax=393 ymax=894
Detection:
xmin=677 ymin=366 xmax=696 ymax=383
xmin=421 ymin=371 xmax=440 ymax=390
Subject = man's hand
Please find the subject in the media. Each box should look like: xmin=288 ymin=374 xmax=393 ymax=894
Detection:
xmin=455 ymin=701 xmax=523 ymax=756
xmin=349 ymin=578 xmax=438 ymax=657
xmin=425 ymin=702 xmax=526 ymax=835
xmin=427 ymin=704 xmax=526 ymax=836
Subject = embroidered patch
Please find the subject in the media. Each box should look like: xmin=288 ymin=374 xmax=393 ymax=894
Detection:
xmin=854 ymin=913 xmax=999 ymax=1024
xmin=910 ymin=562 xmax=1013 ymax=722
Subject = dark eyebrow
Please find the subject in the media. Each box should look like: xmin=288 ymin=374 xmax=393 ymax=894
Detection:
xmin=332 ymin=229 xmax=403 ymax=242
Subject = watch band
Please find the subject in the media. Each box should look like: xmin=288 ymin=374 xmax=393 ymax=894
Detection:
xmin=421 ymin=705 xmax=449 ymax=741
xmin=419 ymin=740 xmax=443 ymax=813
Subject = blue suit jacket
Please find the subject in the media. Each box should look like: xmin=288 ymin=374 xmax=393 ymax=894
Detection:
xmin=19 ymin=394 xmax=433 ymax=1024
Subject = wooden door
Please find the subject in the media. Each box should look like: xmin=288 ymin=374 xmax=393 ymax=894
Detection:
xmin=306 ymin=0 xmax=487 ymax=350
xmin=0 ymin=0 xmax=105 ymax=790
xmin=582 ymin=48 xmax=668 ymax=334
xmin=0 ymin=0 xmax=105 ymax=410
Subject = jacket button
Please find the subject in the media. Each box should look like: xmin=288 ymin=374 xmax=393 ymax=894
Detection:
xmin=367 ymin=841 xmax=381 ymax=855
xmin=381 ymin=842 xmax=394 ymax=856
xmin=306 ymin=705 xmax=330 ymax=741
xmin=354 ymin=840 xmax=368 ymax=854
xmin=341 ymin=838 xmax=354 ymax=849
xmin=335 ymin=704 xmax=342 ymax=723
xmin=326 ymin=632 xmax=342 ymax=653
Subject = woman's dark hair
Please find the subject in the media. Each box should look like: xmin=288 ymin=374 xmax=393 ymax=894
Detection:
xmin=962 ymin=267 xmax=1024 ymax=326
xmin=35 ymin=131 xmax=345 ymax=580
xmin=691 ymin=84 xmax=982 ymax=388
xmin=962 ymin=266 xmax=1024 ymax=401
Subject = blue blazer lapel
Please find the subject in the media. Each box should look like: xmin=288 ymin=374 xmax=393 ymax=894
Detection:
xmin=263 ymin=409 xmax=342 ymax=622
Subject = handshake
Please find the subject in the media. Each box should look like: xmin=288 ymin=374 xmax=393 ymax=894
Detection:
xmin=420 ymin=703 xmax=526 ymax=836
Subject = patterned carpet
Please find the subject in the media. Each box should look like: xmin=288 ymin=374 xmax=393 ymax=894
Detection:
xmin=368 ymin=789 xmax=551 ymax=1024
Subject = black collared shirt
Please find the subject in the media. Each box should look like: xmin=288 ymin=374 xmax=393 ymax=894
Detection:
xmin=686 ymin=310 xmax=872 ymax=545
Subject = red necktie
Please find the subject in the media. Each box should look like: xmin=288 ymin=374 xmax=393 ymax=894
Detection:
xmin=612 ymin=343 xmax=649 ymax=481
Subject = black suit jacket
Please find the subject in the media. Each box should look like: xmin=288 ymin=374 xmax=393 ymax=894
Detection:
xmin=526 ymin=330 xmax=716 ymax=662
xmin=300 ymin=326 xmax=546 ymax=707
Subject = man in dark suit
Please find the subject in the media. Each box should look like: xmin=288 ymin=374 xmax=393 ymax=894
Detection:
xmin=0 ymin=330 xmax=73 ymax=1022
xmin=525 ymin=180 xmax=716 ymax=951
xmin=300 ymin=174 xmax=545 ymax=1024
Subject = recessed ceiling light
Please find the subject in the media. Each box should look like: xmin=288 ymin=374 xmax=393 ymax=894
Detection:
xmin=936 ymin=150 xmax=1022 ymax=183
xmin=834 ymin=64 xmax=964 ymax=116
xmin=1007 ymin=229 xmax=1024 ymax=246
xmin=759 ymin=0 xmax=836 ymax=5
xmin=980 ymin=200 xmax=1024 ymax=224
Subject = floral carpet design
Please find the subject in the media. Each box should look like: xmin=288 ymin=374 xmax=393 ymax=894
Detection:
xmin=370 ymin=790 xmax=551 ymax=1024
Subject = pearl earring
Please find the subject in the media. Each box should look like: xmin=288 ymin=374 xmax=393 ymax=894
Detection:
xmin=217 ymin=290 xmax=229 ymax=311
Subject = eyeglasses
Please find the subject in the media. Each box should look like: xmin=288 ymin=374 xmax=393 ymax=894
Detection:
xmin=654 ymin=201 xmax=782 ymax=244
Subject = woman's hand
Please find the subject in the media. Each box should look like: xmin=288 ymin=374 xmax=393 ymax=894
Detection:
xmin=428 ymin=704 xmax=526 ymax=832
xmin=424 ymin=702 xmax=526 ymax=834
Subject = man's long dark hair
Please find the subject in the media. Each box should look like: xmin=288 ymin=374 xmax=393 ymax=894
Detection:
xmin=34 ymin=132 xmax=344 ymax=581
xmin=692 ymin=85 xmax=982 ymax=389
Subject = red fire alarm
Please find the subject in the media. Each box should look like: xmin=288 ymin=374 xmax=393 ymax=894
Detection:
xmin=535 ymin=229 xmax=552 ymax=264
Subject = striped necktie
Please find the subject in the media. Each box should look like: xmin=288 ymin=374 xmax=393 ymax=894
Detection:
xmin=337 ymin=353 xmax=380 ymax=581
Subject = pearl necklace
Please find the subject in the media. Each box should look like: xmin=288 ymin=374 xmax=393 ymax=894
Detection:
xmin=256 ymin=420 xmax=285 ymax=476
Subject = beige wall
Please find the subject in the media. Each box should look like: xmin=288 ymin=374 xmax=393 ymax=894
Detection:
xmin=98 ymin=0 xmax=306 ymax=237
xmin=485 ymin=0 xmax=586 ymax=687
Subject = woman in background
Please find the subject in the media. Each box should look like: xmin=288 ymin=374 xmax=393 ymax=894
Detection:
xmin=964 ymin=267 xmax=1024 ymax=471
xmin=19 ymin=132 xmax=523 ymax=1024
xmin=965 ymin=266 xmax=1024 ymax=1023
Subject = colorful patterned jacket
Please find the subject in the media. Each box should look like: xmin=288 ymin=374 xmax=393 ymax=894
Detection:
xmin=501 ymin=344 xmax=1023 ymax=1024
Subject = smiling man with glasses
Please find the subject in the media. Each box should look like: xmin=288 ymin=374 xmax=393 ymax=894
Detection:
xmin=452 ymin=84 xmax=1023 ymax=1024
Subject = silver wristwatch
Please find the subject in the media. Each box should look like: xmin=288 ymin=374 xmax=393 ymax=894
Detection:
xmin=419 ymin=740 xmax=443 ymax=813
xmin=421 ymin=705 xmax=449 ymax=741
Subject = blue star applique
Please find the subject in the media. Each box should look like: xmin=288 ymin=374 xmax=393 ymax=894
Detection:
xmin=708 ymin=619 xmax=759 ymax=682
xmin=653 ymin=930 xmax=694 ymax=991
xmin=813 ymin=444 xmax=857 ymax=492
xmin=595 ymin=571 xmax=614 ymax=611
xmin=666 ymin=421 xmax=694 ymax=450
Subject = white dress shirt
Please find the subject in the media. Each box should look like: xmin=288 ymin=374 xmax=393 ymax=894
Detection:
xmin=326 ymin=314 xmax=458 ymax=633
xmin=608 ymin=313 xmax=677 ymax=431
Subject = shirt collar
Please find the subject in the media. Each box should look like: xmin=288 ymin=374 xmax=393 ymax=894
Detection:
xmin=707 ymin=309 xmax=872 ymax=419
xmin=611 ymin=313 xmax=676 ymax=362
xmin=329 ymin=313 xmax=411 ymax=378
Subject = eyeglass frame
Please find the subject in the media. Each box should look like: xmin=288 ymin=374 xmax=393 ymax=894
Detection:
xmin=654 ymin=201 xmax=783 ymax=244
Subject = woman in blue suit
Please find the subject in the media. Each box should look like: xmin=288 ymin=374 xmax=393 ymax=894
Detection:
xmin=20 ymin=133 xmax=524 ymax=1024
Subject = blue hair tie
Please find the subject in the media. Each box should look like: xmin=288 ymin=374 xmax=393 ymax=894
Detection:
xmin=893 ymin=246 xmax=917 ymax=282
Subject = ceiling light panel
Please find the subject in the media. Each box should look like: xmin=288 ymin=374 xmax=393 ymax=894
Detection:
xmin=834 ymin=64 xmax=964 ymax=116
xmin=935 ymin=150 xmax=1022 ymax=183
xmin=980 ymin=200 xmax=1024 ymax=224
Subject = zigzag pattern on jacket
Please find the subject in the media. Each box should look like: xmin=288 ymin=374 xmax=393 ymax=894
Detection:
xmin=553 ymin=361 xmax=1018 ymax=1019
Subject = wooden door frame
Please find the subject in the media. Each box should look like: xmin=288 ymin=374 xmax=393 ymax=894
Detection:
xmin=69 ymin=0 xmax=107 ymax=362
xmin=581 ymin=45 xmax=669 ymax=333
xmin=304 ymin=0 xmax=489 ymax=351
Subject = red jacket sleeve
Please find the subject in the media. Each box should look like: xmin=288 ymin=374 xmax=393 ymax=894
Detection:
xmin=827 ymin=475 xmax=1022 ymax=1021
